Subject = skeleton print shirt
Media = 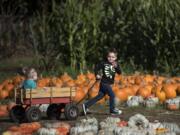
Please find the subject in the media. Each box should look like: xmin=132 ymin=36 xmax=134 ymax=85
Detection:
xmin=94 ymin=61 xmax=121 ymax=84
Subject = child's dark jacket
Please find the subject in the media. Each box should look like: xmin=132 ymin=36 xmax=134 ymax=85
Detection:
xmin=94 ymin=61 xmax=121 ymax=85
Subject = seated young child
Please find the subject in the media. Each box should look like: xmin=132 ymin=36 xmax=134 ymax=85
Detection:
xmin=22 ymin=68 xmax=37 ymax=90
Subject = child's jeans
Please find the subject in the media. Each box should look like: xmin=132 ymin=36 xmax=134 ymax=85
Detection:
xmin=84 ymin=82 xmax=115 ymax=112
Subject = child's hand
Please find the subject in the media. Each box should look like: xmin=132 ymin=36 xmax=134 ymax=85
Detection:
xmin=112 ymin=61 xmax=117 ymax=68
xmin=96 ymin=74 xmax=101 ymax=80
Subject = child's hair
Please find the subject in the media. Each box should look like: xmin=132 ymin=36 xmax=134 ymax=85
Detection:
xmin=22 ymin=67 xmax=37 ymax=80
xmin=27 ymin=68 xmax=37 ymax=79
xmin=107 ymin=48 xmax=118 ymax=56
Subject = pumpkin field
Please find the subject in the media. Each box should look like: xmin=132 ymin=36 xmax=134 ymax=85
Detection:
xmin=0 ymin=72 xmax=180 ymax=134
xmin=0 ymin=0 xmax=180 ymax=134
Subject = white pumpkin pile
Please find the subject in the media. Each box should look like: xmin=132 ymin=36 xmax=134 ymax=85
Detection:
xmin=36 ymin=122 xmax=70 ymax=135
xmin=126 ymin=96 xmax=144 ymax=107
xmin=143 ymin=96 xmax=159 ymax=108
xmin=37 ymin=128 xmax=58 ymax=135
xmin=162 ymin=122 xmax=180 ymax=134
xmin=126 ymin=95 xmax=160 ymax=108
xmin=34 ymin=114 xmax=180 ymax=135
xmin=70 ymin=117 xmax=98 ymax=135
xmin=113 ymin=114 xmax=155 ymax=135
xmin=69 ymin=114 xmax=180 ymax=135
xmin=98 ymin=117 xmax=121 ymax=135
xmin=111 ymin=114 xmax=179 ymax=135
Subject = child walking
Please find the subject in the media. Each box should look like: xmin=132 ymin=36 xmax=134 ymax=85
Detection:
xmin=82 ymin=48 xmax=122 ymax=115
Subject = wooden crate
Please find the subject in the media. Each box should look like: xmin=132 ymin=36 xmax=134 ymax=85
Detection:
xmin=17 ymin=87 xmax=76 ymax=98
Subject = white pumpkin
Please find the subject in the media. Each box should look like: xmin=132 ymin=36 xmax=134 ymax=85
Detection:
xmin=126 ymin=96 xmax=144 ymax=107
xmin=100 ymin=117 xmax=121 ymax=130
xmin=128 ymin=114 xmax=149 ymax=129
xmin=98 ymin=129 xmax=114 ymax=135
xmin=162 ymin=122 xmax=180 ymax=133
xmin=127 ymin=99 xmax=139 ymax=107
xmin=39 ymin=104 xmax=49 ymax=112
xmin=144 ymin=100 xmax=157 ymax=108
xmin=37 ymin=128 xmax=58 ymax=135
xmin=70 ymin=117 xmax=98 ymax=135
xmin=114 ymin=127 xmax=150 ymax=135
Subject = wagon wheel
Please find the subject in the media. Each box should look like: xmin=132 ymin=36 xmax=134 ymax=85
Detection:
xmin=9 ymin=105 xmax=26 ymax=123
xmin=46 ymin=104 xmax=64 ymax=120
xmin=26 ymin=106 xmax=41 ymax=122
xmin=64 ymin=103 xmax=79 ymax=120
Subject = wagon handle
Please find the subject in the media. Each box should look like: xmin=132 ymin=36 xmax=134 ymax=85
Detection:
xmin=76 ymin=80 xmax=99 ymax=105
xmin=14 ymin=88 xmax=17 ymax=103
xmin=30 ymin=89 xmax=32 ymax=105
xmin=70 ymin=87 xmax=72 ymax=102
xmin=50 ymin=87 xmax=53 ymax=103
xmin=20 ymin=88 xmax=24 ymax=104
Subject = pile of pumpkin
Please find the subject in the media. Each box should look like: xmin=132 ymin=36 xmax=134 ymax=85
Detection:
xmin=2 ymin=115 xmax=180 ymax=135
xmin=0 ymin=72 xmax=179 ymax=107
xmin=2 ymin=121 xmax=70 ymax=135
xmin=0 ymin=102 xmax=16 ymax=117
xmin=70 ymin=114 xmax=180 ymax=135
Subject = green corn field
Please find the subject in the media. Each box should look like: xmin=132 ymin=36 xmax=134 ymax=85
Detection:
xmin=0 ymin=0 xmax=179 ymax=76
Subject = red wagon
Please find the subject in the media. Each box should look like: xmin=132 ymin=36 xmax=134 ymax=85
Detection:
xmin=10 ymin=87 xmax=79 ymax=123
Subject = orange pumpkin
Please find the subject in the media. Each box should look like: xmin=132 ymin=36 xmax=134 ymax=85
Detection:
xmin=50 ymin=78 xmax=63 ymax=87
xmin=86 ymin=71 xmax=95 ymax=80
xmin=156 ymin=90 xmax=166 ymax=103
xmin=143 ymin=74 xmax=154 ymax=83
xmin=115 ymin=89 xmax=128 ymax=101
xmin=135 ymin=76 xmax=143 ymax=85
xmin=156 ymin=76 xmax=165 ymax=84
xmin=75 ymin=79 xmax=84 ymax=86
xmin=37 ymin=78 xmax=50 ymax=87
xmin=31 ymin=122 xmax=41 ymax=130
xmin=127 ymin=75 xmax=135 ymax=84
xmin=89 ymin=91 xmax=98 ymax=98
xmin=0 ymin=110 xmax=8 ymax=117
xmin=145 ymin=84 xmax=153 ymax=92
xmin=77 ymin=73 xmax=86 ymax=82
xmin=0 ymin=90 xmax=9 ymax=99
xmin=56 ymin=127 xmax=69 ymax=135
xmin=152 ymin=85 xmax=162 ymax=94
xmin=0 ymin=105 xmax=8 ymax=112
xmin=3 ymin=83 xmax=14 ymax=92
xmin=177 ymin=84 xmax=180 ymax=94
xmin=130 ymin=85 xmax=140 ymax=95
xmin=73 ymin=88 xmax=85 ymax=102
xmin=8 ymin=126 xmax=20 ymax=132
xmin=167 ymin=104 xmax=178 ymax=110
xmin=137 ymin=87 xmax=151 ymax=98
xmin=114 ymin=74 xmax=121 ymax=84
xmin=1 ymin=79 xmax=12 ymax=86
xmin=7 ymin=102 xmax=16 ymax=111
xmin=122 ymin=87 xmax=135 ymax=96
xmin=66 ymin=80 xmax=75 ymax=87
xmin=60 ymin=72 xmax=72 ymax=83
xmin=162 ymin=84 xmax=177 ymax=99
xmin=12 ymin=75 xmax=24 ymax=85
xmin=0 ymin=85 xmax=3 ymax=90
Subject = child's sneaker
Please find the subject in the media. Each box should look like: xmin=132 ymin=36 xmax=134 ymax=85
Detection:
xmin=82 ymin=104 xmax=88 ymax=115
xmin=110 ymin=108 xmax=122 ymax=115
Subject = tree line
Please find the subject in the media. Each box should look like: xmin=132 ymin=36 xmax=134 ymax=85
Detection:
xmin=0 ymin=0 xmax=179 ymax=76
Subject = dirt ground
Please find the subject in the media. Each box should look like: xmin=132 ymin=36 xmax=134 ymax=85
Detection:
xmin=0 ymin=103 xmax=180 ymax=134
